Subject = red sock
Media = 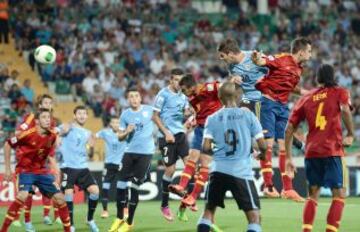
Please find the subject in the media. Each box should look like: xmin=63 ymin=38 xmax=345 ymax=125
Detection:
xmin=14 ymin=206 xmax=22 ymax=220
xmin=42 ymin=195 xmax=52 ymax=217
xmin=302 ymin=198 xmax=317 ymax=232
xmin=54 ymin=203 xmax=59 ymax=219
xmin=24 ymin=194 xmax=33 ymax=223
xmin=0 ymin=198 xmax=24 ymax=232
xmin=56 ymin=202 xmax=71 ymax=232
xmin=279 ymin=150 xmax=293 ymax=191
xmin=326 ymin=198 xmax=345 ymax=232
xmin=179 ymin=160 xmax=197 ymax=189
xmin=190 ymin=166 xmax=209 ymax=200
xmin=260 ymin=146 xmax=273 ymax=187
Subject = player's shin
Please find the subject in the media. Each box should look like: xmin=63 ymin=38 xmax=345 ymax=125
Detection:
xmin=55 ymin=201 xmax=71 ymax=232
xmin=127 ymin=186 xmax=139 ymax=225
xmin=42 ymin=195 xmax=52 ymax=217
xmin=161 ymin=175 xmax=172 ymax=207
xmin=279 ymin=150 xmax=293 ymax=191
xmin=190 ymin=166 xmax=208 ymax=200
xmin=24 ymin=193 xmax=33 ymax=223
xmin=0 ymin=197 xmax=24 ymax=232
xmin=64 ymin=193 xmax=74 ymax=225
xmin=302 ymin=198 xmax=317 ymax=232
xmin=87 ymin=193 xmax=99 ymax=222
xmin=116 ymin=181 xmax=127 ymax=220
xmin=101 ymin=182 xmax=110 ymax=211
xmin=326 ymin=197 xmax=345 ymax=232
xmin=260 ymin=146 xmax=273 ymax=188
xmin=179 ymin=160 xmax=197 ymax=188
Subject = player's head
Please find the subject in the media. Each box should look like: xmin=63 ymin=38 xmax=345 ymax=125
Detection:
xmin=218 ymin=82 xmax=239 ymax=106
xmin=109 ymin=115 xmax=119 ymax=132
xmin=179 ymin=74 xmax=197 ymax=97
xmin=291 ymin=37 xmax=312 ymax=62
xmin=35 ymin=108 xmax=52 ymax=130
xmin=217 ymin=38 xmax=241 ymax=64
xmin=169 ymin=68 xmax=184 ymax=92
xmin=316 ymin=64 xmax=338 ymax=87
xmin=126 ymin=87 xmax=142 ymax=109
xmin=73 ymin=105 xmax=88 ymax=125
xmin=36 ymin=94 xmax=53 ymax=111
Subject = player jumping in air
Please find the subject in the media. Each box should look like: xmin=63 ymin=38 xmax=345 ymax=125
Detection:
xmin=57 ymin=106 xmax=100 ymax=232
xmin=197 ymin=82 xmax=267 ymax=232
xmin=285 ymin=64 xmax=354 ymax=232
xmin=0 ymin=108 xmax=71 ymax=232
xmin=252 ymin=37 xmax=312 ymax=201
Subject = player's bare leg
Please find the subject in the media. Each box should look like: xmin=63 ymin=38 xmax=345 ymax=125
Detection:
xmin=260 ymin=138 xmax=280 ymax=198
xmin=278 ymin=139 xmax=304 ymax=202
xmin=244 ymin=210 xmax=262 ymax=232
xmin=86 ymin=184 xmax=100 ymax=232
xmin=169 ymin=149 xmax=200 ymax=197
xmin=302 ymin=186 xmax=320 ymax=232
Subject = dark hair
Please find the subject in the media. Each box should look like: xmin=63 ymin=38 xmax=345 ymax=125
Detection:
xmin=291 ymin=37 xmax=311 ymax=54
xmin=73 ymin=105 xmax=87 ymax=114
xmin=35 ymin=108 xmax=51 ymax=119
xmin=217 ymin=38 xmax=240 ymax=54
xmin=179 ymin=74 xmax=196 ymax=87
xmin=171 ymin=68 xmax=184 ymax=77
xmin=316 ymin=64 xmax=338 ymax=87
xmin=36 ymin=94 xmax=53 ymax=107
xmin=125 ymin=87 xmax=140 ymax=98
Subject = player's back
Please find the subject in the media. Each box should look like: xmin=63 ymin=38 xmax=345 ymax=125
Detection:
xmin=205 ymin=107 xmax=262 ymax=179
xmin=293 ymin=86 xmax=350 ymax=158
xmin=96 ymin=128 xmax=126 ymax=165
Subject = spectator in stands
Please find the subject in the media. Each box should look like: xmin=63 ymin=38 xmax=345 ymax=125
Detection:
xmin=20 ymin=79 xmax=34 ymax=105
xmin=4 ymin=70 xmax=19 ymax=91
xmin=82 ymin=70 xmax=99 ymax=95
xmin=7 ymin=83 xmax=22 ymax=102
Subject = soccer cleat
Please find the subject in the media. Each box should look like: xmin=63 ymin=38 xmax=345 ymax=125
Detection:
xmin=54 ymin=217 xmax=62 ymax=225
xmin=176 ymin=208 xmax=188 ymax=222
xmin=101 ymin=210 xmax=109 ymax=218
xmin=263 ymin=186 xmax=280 ymax=198
xmin=281 ymin=189 xmax=305 ymax=202
xmin=211 ymin=224 xmax=224 ymax=232
xmin=168 ymin=184 xmax=187 ymax=197
xmin=189 ymin=203 xmax=198 ymax=212
xmin=108 ymin=218 xmax=124 ymax=232
xmin=87 ymin=220 xmax=100 ymax=232
xmin=12 ymin=220 xmax=22 ymax=227
xmin=70 ymin=226 xmax=76 ymax=232
xmin=25 ymin=222 xmax=36 ymax=232
xmin=43 ymin=216 xmax=53 ymax=225
xmin=118 ymin=221 xmax=133 ymax=232
xmin=124 ymin=207 xmax=129 ymax=219
xmin=181 ymin=194 xmax=196 ymax=207
xmin=161 ymin=206 xmax=174 ymax=221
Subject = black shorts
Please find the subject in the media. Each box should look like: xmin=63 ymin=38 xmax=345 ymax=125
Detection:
xmin=240 ymin=100 xmax=261 ymax=119
xmin=117 ymin=153 xmax=152 ymax=185
xmin=103 ymin=163 xmax=120 ymax=184
xmin=61 ymin=168 xmax=97 ymax=191
xmin=206 ymin=172 xmax=260 ymax=212
xmin=159 ymin=132 xmax=189 ymax=167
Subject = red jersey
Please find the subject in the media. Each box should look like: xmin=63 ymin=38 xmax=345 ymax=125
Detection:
xmin=17 ymin=112 xmax=57 ymax=131
xmin=289 ymin=87 xmax=351 ymax=158
xmin=189 ymin=81 xmax=222 ymax=126
xmin=7 ymin=128 xmax=57 ymax=174
xmin=255 ymin=53 xmax=303 ymax=104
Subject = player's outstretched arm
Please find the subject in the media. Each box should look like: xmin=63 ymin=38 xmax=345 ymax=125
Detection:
xmin=48 ymin=156 xmax=61 ymax=184
xmin=87 ymin=134 xmax=95 ymax=160
xmin=251 ymin=50 xmax=266 ymax=66
xmin=285 ymin=123 xmax=297 ymax=178
xmin=341 ymin=104 xmax=354 ymax=147
xmin=255 ymin=137 xmax=267 ymax=160
xmin=3 ymin=141 xmax=13 ymax=182
xmin=117 ymin=124 xmax=135 ymax=141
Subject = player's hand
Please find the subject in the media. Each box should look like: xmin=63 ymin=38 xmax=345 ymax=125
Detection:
xmin=231 ymin=75 xmax=243 ymax=85
xmin=126 ymin=124 xmax=135 ymax=134
xmin=285 ymin=159 xmax=297 ymax=179
xmin=165 ymin=131 xmax=175 ymax=143
xmin=343 ymin=135 xmax=354 ymax=147
xmin=252 ymin=149 xmax=265 ymax=161
xmin=4 ymin=169 xmax=13 ymax=182
xmin=61 ymin=123 xmax=71 ymax=135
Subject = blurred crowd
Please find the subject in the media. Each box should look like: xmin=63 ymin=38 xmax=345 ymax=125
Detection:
xmin=0 ymin=0 xmax=359 ymax=138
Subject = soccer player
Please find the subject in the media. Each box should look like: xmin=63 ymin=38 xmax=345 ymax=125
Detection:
xmin=153 ymin=68 xmax=191 ymax=221
xmin=0 ymin=108 xmax=71 ymax=232
xmin=285 ymin=64 xmax=354 ymax=232
xmin=197 ymin=82 xmax=267 ymax=232
xmin=57 ymin=106 xmax=99 ymax=232
xmin=252 ymin=37 xmax=311 ymax=201
xmin=109 ymin=88 xmax=155 ymax=232
xmin=95 ymin=116 xmax=127 ymax=218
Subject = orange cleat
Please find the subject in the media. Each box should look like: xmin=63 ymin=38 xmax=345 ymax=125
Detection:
xmin=263 ymin=186 xmax=280 ymax=198
xmin=181 ymin=195 xmax=196 ymax=207
xmin=168 ymin=184 xmax=187 ymax=197
xmin=281 ymin=190 xmax=305 ymax=202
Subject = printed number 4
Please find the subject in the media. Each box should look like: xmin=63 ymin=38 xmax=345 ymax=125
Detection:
xmin=315 ymin=102 xmax=327 ymax=130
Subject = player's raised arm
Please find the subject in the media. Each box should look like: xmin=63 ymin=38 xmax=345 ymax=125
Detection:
xmin=251 ymin=50 xmax=266 ymax=66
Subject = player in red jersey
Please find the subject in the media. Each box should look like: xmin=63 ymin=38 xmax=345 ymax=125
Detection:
xmin=0 ymin=108 xmax=71 ymax=232
xmin=251 ymin=37 xmax=311 ymax=201
xmin=285 ymin=64 xmax=354 ymax=232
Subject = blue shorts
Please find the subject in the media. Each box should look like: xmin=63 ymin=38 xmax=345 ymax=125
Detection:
xmin=18 ymin=173 xmax=60 ymax=197
xmin=305 ymin=157 xmax=346 ymax=189
xmin=260 ymin=97 xmax=289 ymax=139
xmin=190 ymin=126 xmax=204 ymax=150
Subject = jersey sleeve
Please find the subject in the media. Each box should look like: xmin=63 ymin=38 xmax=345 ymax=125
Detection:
xmin=249 ymin=113 xmax=263 ymax=139
xmin=338 ymin=88 xmax=352 ymax=108
xmin=95 ymin=129 xmax=105 ymax=139
xmin=153 ymin=91 xmax=165 ymax=112
xmin=119 ymin=112 xmax=127 ymax=131
xmin=264 ymin=54 xmax=282 ymax=69
xmin=203 ymin=116 xmax=215 ymax=140
xmin=289 ymin=97 xmax=306 ymax=127
xmin=17 ymin=113 xmax=35 ymax=131
xmin=6 ymin=128 xmax=35 ymax=148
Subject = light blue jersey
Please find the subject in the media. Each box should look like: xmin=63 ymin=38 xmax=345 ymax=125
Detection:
xmin=96 ymin=128 xmax=126 ymax=165
xmin=204 ymin=107 xmax=263 ymax=179
xmin=58 ymin=124 xmax=92 ymax=169
xmin=229 ymin=51 xmax=268 ymax=102
xmin=120 ymin=105 xmax=155 ymax=155
xmin=153 ymin=87 xmax=189 ymax=137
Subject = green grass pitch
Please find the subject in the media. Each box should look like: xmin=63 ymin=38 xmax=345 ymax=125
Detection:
xmin=1 ymin=198 xmax=360 ymax=232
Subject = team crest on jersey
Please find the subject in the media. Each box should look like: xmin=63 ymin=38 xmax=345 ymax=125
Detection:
xmin=20 ymin=123 xmax=28 ymax=130
xmin=142 ymin=111 xmax=149 ymax=118
xmin=10 ymin=137 xmax=17 ymax=144
xmin=207 ymin=84 xmax=214 ymax=91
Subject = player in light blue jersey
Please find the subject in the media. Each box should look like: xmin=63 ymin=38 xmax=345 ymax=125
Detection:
xmin=95 ymin=116 xmax=127 ymax=219
xmin=109 ymin=88 xmax=155 ymax=232
xmin=197 ymin=82 xmax=267 ymax=232
xmin=58 ymin=105 xmax=99 ymax=232
xmin=153 ymin=68 xmax=192 ymax=221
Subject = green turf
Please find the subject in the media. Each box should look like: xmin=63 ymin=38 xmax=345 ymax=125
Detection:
xmin=1 ymin=198 xmax=360 ymax=232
